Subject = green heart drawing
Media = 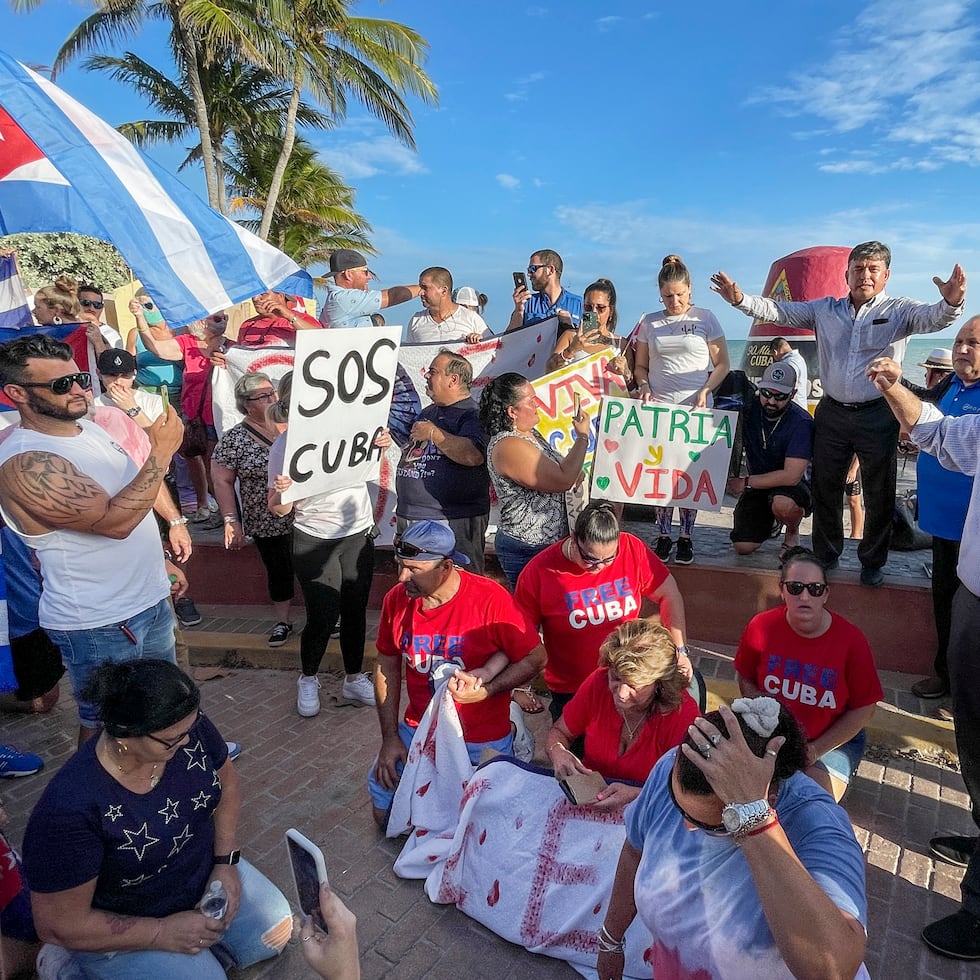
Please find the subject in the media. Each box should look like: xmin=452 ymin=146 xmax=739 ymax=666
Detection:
xmin=689 ymin=451 xmax=701 ymax=462
xmin=596 ymin=476 xmax=611 ymax=491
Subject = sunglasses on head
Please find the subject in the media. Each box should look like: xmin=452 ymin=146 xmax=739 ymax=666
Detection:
xmin=392 ymin=534 xmax=445 ymax=561
xmin=17 ymin=372 xmax=92 ymax=395
xmin=80 ymin=299 xmax=104 ymax=310
xmin=781 ymin=580 xmax=827 ymax=597
xmin=759 ymin=388 xmax=792 ymax=401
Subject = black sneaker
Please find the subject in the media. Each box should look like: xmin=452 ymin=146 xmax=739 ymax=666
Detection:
xmin=653 ymin=536 xmax=673 ymax=561
xmin=675 ymin=538 xmax=694 ymax=565
xmin=174 ymin=596 xmax=202 ymax=627
xmin=929 ymin=835 xmax=977 ymax=868
xmin=922 ymin=909 xmax=980 ymax=960
xmin=268 ymin=622 xmax=293 ymax=647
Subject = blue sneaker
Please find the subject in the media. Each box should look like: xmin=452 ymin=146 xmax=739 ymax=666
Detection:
xmin=225 ymin=741 xmax=242 ymax=762
xmin=0 ymin=744 xmax=43 ymax=777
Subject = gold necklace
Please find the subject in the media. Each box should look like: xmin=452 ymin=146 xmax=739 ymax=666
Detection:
xmin=102 ymin=739 xmax=161 ymax=789
xmin=620 ymin=709 xmax=647 ymax=741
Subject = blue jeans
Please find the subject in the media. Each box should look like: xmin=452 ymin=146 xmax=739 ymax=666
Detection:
xmin=41 ymin=860 xmax=291 ymax=979
xmin=47 ymin=596 xmax=177 ymax=728
xmin=368 ymin=719 xmax=513 ymax=812
xmin=494 ymin=530 xmax=551 ymax=591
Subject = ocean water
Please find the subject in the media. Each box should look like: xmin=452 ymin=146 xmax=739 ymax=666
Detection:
xmin=726 ymin=335 xmax=952 ymax=390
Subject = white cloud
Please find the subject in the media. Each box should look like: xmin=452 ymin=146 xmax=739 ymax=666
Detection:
xmin=506 ymin=71 xmax=546 ymax=103
xmin=496 ymin=173 xmax=520 ymax=190
xmin=747 ymin=0 xmax=980 ymax=171
xmin=595 ymin=15 xmax=623 ymax=31
xmin=316 ymin=136 xmax=427 ymax=180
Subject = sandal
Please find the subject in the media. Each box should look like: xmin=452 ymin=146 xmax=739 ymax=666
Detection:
xmin=511 ymin=687 xmax=545 ymax=714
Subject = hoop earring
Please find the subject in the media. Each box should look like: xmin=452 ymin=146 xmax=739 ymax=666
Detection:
xmin=53 ymin=316 xmax=63 ymax=325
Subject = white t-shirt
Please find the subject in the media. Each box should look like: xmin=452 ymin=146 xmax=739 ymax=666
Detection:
xmin=406 ymin=306 xmax=491 ymax=344
xmin=636 ymin=305 xmax=725 ymax=405
xmin=267 ymin=432 xmax=374 ymax=540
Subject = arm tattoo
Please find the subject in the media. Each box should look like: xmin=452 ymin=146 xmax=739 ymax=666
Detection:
xmin=7 ymin=452 xmax=109 ymax=521
xmin=105 ymin=913 xmax=139 ymax=935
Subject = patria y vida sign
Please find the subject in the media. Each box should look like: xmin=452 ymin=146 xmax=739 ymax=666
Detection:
xmin=590 ymin=396 xmax=737 ymax=510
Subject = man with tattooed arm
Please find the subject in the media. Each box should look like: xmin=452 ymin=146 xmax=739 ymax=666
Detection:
xmin=0 ymin=334 xmax=185 ymax=745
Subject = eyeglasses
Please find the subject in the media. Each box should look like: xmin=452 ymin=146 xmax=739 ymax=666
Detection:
xmin=80 ymin=299 xmax=104 ymax=310
xmin=574 ymin=537 xmax=619 ymax=567
xmin=584 ymin=304 xmax=609 ymax=313
xmin=527 ymin=264 xmax=549 ymax=274
xmin=144 ymin=709 xmax=201 ymax=749
xmin=246 ymin=391 xmax=276 ymax=402
xmin=393 ymin=534 xmax=446 ymax=561
xmin=759 ymin=388 xmax=792 ymax=401
xmin=208 ymin=314 xmax=228 ymax=323
xmin=667 ymin=772 xmax=729 ymax=836
xmin=141 ymin=301 xmax=156 ymax=310
xmin=16 ymin=372 xmax=92 ymax=395
xmin=781 ymin=580 xmax=827 ymax=597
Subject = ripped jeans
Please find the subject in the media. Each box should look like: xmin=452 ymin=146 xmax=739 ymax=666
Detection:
xmin=37 ymin=860 xmax=292 ymax=979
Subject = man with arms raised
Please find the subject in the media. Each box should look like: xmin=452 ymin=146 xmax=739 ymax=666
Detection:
xmin=394 ymin=351 xmax=490 ymax=572
xmin=319 ymin=249 xmax=421 ymax=329
xmin=370 ymin=522 xmax=545 ymax=828
xmin=0 ymin=334 xmax=184 ymax=744
xmin=507 ymin=248 xmax=582 ymax=335
xmin=713 ymin=243 xmax=965 ymax=587
xmin=728 ymin=361 xmax=814 ymax=557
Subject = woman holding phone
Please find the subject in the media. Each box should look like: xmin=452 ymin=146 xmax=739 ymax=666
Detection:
xmin=633 ymin=255 xmax=730 ymax=566
xmin=480 ymin=372 xmax=592 ymax=588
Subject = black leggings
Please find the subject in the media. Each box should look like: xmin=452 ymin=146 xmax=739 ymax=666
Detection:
xmin=292 ymin=526 xmax=374 ymax=676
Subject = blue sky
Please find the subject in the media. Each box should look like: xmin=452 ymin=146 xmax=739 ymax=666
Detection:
xmin=3 ymin=0 xmax=978 ymax=339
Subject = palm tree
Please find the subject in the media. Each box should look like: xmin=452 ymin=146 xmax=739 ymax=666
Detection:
xmin=255 ymin=0 xmax=438 ymax=239
xmin=227 ymin=134 xmax=373 ymax=267
xmin=85 ymin=50 xmax=332 ymax=214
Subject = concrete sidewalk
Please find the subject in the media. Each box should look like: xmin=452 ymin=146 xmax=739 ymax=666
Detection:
xmin=0 ymin=660 xmax=976 ymax=979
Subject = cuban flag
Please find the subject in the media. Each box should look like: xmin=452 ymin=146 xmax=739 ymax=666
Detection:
xmin=0 ymin=255 xmax=32 ymax=332
xmin=0 ymin=50 xmax=312 ymax=328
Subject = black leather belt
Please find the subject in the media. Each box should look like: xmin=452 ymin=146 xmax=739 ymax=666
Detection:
xmin=823 ymin=395 xmax=886 ymax=410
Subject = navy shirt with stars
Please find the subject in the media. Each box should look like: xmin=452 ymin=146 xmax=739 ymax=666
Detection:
xmin=23 ymin=715 xmax=228 ymax=917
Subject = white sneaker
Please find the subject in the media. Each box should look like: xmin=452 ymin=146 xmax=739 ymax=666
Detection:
xmin=296 ymin=674 xmax=321 ymax=717
xmin=509 ymin=701 xmax=534 ymax=762
xmin=341 ymin=673 xmax=376 ymax=707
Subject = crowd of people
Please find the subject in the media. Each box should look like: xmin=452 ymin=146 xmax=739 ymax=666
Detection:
xmin=0 ymin=237 xmax=975 ymax=975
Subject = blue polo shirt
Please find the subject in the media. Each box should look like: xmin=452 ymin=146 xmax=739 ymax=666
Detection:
xmin=917 ymin=375 xmax=980 ymax=540
xmin=319 ymin=283 xmax=383 ymax=328
xmin=522 ymin=287 xmax=583 ymax=329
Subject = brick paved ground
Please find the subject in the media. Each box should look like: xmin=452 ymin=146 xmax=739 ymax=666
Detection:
xmin=0 ymin=658 xmax=976 ymax=979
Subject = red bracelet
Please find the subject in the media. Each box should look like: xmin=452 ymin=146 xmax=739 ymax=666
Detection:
xmin=738 ymin=814 xmax=780 ymax=842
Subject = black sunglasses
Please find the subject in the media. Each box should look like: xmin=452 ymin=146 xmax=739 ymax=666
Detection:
xmin=392 ymin=534 xmax=446 ymax=561
xmin=574 ymin=536 xmax=619 ymax=567
xmin=759 ymin=388 xmax=792 ymax=401
xmin=782 ymin=580 xmax=827 ymax=597
xmin=142 ymin=301 xmax=156 ymax=310
xmin=17 ymin=372 xmax=92 ymax=395
xmin=144 ymin=709 xmax=202 ymax=750
xmin=80 ymin=298 xmax=104 ymax=310
xmin=667 ymin=770 xmax=728 ymax=836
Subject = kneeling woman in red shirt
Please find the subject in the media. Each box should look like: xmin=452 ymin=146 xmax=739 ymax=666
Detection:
xmin=544 ymin=620 xmax=700 ymax=810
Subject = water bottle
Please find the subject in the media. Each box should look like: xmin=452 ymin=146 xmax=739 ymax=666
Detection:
xmin=200 ymin=880 xmax=228 ymax=920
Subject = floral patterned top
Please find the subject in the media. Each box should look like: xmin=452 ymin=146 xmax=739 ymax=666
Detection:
xmin=212 ymin=423 xmax=293 ymax=539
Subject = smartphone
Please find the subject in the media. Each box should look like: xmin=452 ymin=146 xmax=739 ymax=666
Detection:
xmin=580 ymin=312 xmax=599 ymax=338
xmin=513 ymin=271 xmax=529 ymax=293
xmin=573 ymin=393 xmax=582 ymax=419
xmin=159 ymin=386 xmax=170 ymax=415
xmin=285 ymin=829 xmax=329 ymax=927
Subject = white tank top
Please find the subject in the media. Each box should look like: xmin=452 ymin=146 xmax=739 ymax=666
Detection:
xmin=0 ymin=421 xmax=170 ymax=629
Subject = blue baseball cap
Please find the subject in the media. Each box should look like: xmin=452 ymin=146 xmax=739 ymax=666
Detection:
xmin=395 ymin=521 xmax=471 ymax=565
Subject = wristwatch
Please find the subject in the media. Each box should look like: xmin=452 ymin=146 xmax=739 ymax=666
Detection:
xmin=124 ymin=406 xmax=141 ymax=418
xmin=213 ymin=850 xmax=241 ymax=865
xmin=722 ymin=799 xmax=772 ymax=836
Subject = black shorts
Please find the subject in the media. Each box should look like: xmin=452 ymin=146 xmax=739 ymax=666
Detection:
xmin=730 ymin=483 xmax=812 ymax=544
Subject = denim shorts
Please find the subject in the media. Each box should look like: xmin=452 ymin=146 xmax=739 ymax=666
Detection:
xmin=818 ymin=729 xmax=867 ymax=785
xmin=47 ymin=596 xmax=176 ymax=728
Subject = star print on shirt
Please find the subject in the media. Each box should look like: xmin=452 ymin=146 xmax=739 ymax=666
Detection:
xmin=191 ymin=790 xmax=212 ymax=811
xmin=182 ymin=739 xmax=209 ymax=772
xmin=104 ymin=804 xmax=124 ymax=822
xmin=212 ymin=770 xmax=222 ymax=789
xmin=168 ymin=824 xmax=193 ymax=858
xmin=121 ymin=873 xmax=155 ymax=888
xmin=118 ymin=822 xmax=160 ymax=862
xmin=157 ymin=799 xmax=180 ymax=824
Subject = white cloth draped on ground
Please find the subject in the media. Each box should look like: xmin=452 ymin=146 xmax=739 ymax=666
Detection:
xmin=387 ymin=675 xmax=474 ymax=872
xmin=398 ymin=750 xmax=655 ymax=979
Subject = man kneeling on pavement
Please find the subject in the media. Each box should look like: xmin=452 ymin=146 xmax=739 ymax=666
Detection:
xmin=728 ymin=361 xmax=815 ymax=558
xmin=369 ymin=522 xmax=545 ymax=829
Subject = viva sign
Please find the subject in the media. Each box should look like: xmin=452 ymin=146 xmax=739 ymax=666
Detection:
xmin=590 ymin=396 xmax=737 ymax=510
